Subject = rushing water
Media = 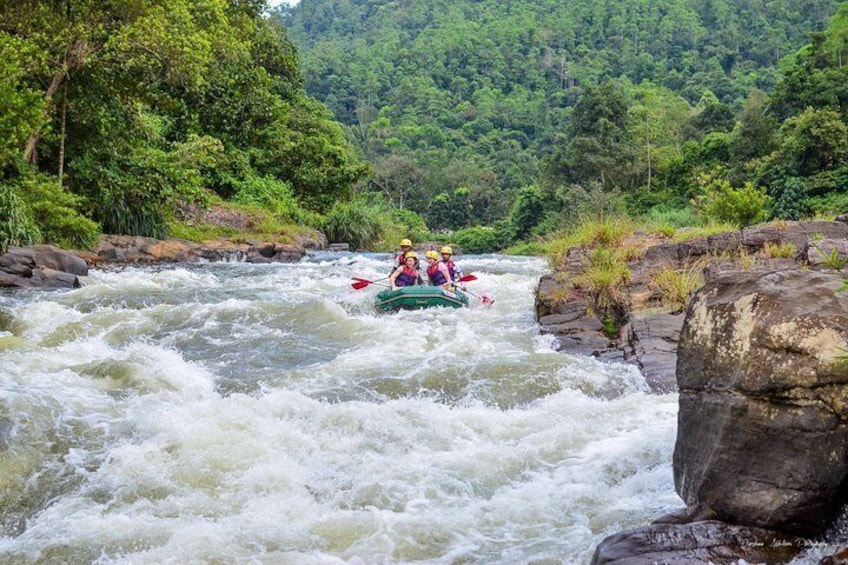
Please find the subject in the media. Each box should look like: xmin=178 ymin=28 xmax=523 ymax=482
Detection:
xmin=0 ymin=252 xmax=684 ymax=564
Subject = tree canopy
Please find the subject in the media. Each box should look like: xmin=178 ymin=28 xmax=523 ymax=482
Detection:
xmin=279 ymin=0 xmax=840 ymax=231
xmin=0 ymin=0 xmax=367 ymax=251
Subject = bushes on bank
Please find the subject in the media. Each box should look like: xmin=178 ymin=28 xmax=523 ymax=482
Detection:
xmin=320 ymin=198 xmax=384 ymax=250
xmin=0 ymin=187 xmax=40 ymax=254
xmin=16 ymin=175 xmax=100 ymax=250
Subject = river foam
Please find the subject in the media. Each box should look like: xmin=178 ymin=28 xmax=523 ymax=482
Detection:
xmin=0 ymin=253 xmax=681 ymax=564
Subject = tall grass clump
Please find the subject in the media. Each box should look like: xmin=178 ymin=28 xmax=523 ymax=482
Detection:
xmin=650 ymin=261 xmax=706 ymax=313
xmin=671 ymin=221 xmax=737 ymax=243
xmin=574 ymin=246 xmax=631 ymax=311
xmin=546 ymin=215 xmax=632 ymax=268
xmin=762 ymin=241 xmax=797 ymax=259
xmin=0 ymin=186 xmax=40 ymax=253
xmin=321 ymin=198 xmax=384 ymax=250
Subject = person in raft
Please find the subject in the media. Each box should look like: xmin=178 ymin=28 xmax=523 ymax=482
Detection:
xmin=395 ymin=239 xmax=413 ymax=267
xmin=390 ymin=251 xmax=423 ymax=289
xmin=424 ymin=250 xmax=453 ymax=289
xmin=440 ymin=246 xmax=464 ymax=283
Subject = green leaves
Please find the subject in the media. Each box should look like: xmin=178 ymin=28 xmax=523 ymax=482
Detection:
xmin=692 ymin=172 xmax=769 ymax=229
xmin=0 ymin=33 xmax=45 ymax=169
xmin=0 ymin=187 xmax=40 ymax=254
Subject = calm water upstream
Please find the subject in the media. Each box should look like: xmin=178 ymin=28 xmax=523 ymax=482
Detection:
xmin=0 ymin=252 xmax=684 ymax=564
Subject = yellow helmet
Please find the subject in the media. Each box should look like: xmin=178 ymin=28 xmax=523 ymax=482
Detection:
xmin=440 ymin=246 xmax=453 ymax=255
xmin=400 ymin=239 xmax=412 ymax=247
xmin=404 ymin=251 xmax=418 ymax=260
xmin=424 ymin=250 xmax=439 ymax=260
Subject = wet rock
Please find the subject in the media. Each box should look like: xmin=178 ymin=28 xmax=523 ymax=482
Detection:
xmin=624 ymin=312 xmax=683 ymax=393
xmin=91 ymin=234 xmax=310 ymax=264
xmin=590 ymin=520 xmax=803 ymax=564
xmin=0 ymin=245 xmax=86 ymax=289
xmin=675 ymin=269 xmax=848 ymax=537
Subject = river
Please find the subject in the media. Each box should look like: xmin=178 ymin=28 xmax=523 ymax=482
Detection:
xmin=0 ymin=252 xmax=683 ymax=564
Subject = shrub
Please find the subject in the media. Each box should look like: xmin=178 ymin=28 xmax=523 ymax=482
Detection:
xmin=693 ymin=171 xmax=769 ymax=228
xmin=769 ymin=177 xmax=809 ymax=221
xmin=808 ymin=191 xmax=848 ymax=218
xmin=453 ymin=225 xmax=505 ymax=254
xmin=642 ymin=205 xmax=703 ymax=233
xmin=380 ymin=207 xmax=431 ymax=248
xmin=508 ymin=184 xmax=545 ymax=241
xmin=0 ymin=185 xmax=40 ymax=253
xmin=15 ymin=175 xmax=100 ymax=249
xmin=320 ymin=198 xmax=383 ymax=250
xmin=232 ymin=175 xmax=303 ymax=220
xmin=503 ymin=240 xmax=547 ymax=256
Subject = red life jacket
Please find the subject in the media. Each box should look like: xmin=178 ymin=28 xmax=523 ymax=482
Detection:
xmin=427 ymin=263 xmax=448 ymax=286
xmin=443 ymin=259 xmax=459 ymax=281
xmin=396 ymin=267 xmax=419 ymax=287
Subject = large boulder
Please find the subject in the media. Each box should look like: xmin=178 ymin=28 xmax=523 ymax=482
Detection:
xmin=0 ymin=245 xmax=87 ymax=288
xmin=674 ymin=269 xmax=848 ymax=537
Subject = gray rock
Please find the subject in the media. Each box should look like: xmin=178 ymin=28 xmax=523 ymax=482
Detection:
xmin=675 ymin=269 xmax=848 ymax=537
xmin=590 ymin=520 xmax=803 ymax=564
xmin=0 ymin=245 xmax=85 ymax=288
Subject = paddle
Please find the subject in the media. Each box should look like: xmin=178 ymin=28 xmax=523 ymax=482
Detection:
xmin=350 ymin=277 xmax=390 ymax=289
xmin=450 ymin=274 xmax=493 ymax=305
xmin=460 ymin=287 xmax=494 ymax=306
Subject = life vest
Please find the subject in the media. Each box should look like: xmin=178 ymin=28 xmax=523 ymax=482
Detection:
xmin=396 ymin=253 xmax=406 ymax=266
xmin=427 ymin=263 xmax=448 ymax=286
xmin=395 ymin=267 xmax=419 ymax=287
xmin=443 ymin=259 xmax=459 ymax=281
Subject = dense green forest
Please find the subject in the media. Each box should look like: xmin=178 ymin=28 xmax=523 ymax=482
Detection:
xmin=0 ymin=0 xmax=367 ymax=253
xmin=3 ymin=0 xmax=848 ymax=255
xmin=280 ymin=0 xmax=848 ymax=252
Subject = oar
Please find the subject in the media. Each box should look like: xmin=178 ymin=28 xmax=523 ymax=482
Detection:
xmin=451 ymin=274 xmax=493 ymax=305
xmin=460 ymin=287 xmax=494 ymax=306
xmin=350 ymin=277 xmax=390 ymax=289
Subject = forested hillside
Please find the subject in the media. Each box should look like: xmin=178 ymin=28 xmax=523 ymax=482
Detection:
xmin=280 ymin=0 xmax=846 ymax=246
xmin=0 ymin=0 xmax=366 ymax=253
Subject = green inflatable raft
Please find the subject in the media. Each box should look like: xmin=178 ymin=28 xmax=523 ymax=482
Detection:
xmin=375 ymin=285 xmax=470 ymax=312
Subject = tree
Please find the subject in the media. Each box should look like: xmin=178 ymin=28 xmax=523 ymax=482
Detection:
xmin=0 ymin=33 xmax=44 ymax=170
xmin=369 ymin=154 xmax=425 ymax=210
xmin=545 ymin=80 xmax=634 ymax=191
xmin=507 ymin=184 xmax=545 ymax=240
xmin=426 ymin=186 xmax=472 ymax=231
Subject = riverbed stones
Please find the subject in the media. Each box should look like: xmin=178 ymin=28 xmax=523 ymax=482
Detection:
xmin=674 ymin=268 xmax=848 ymax=537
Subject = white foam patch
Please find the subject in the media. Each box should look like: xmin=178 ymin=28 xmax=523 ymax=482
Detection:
xmin=0 ymin=255 xmax=685 ymax=564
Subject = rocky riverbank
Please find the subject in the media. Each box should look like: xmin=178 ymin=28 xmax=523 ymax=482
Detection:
xmin=0 ymin=231 xmax=327 ymax=289
xmin=541 ymin=219 xmax=848 ymax=563
xmin=535 ymin=219 xmax=848 ymax=393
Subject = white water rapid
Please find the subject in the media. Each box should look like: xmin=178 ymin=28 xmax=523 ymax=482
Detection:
xmin=0 ymin=252 xmax=683 ymax=564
